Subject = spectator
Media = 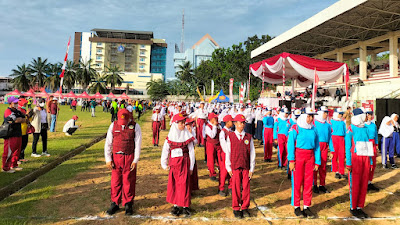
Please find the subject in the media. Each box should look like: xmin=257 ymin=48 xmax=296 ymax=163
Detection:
xmin=81 ymin=100 xmax=86 ymax=112
xmin=49 ymin=97 xmax=59 ymax=132
xmin=277 ymin=91 xmax=281 ymax=98
xmin=46 ymin=95 xmax=53 ymax=128
xmin=111 ymin=99 xmax=118 ymax=122
xmin=71 ymin=99 xmax=77 ymax=111
xmin=90 ymin=99 xmax=97 ymax=117
xmin=63 ymin=115 xmax=80 ymax=136
xmin=18 ymin=98 xmax=32 ymax=163
xmin=137 ymin=102 xmax=143 ymax=119
xmin=31 ymin=100 xmax=50 ymax=157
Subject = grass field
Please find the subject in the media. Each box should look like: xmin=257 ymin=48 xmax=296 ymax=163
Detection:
xmin=0 ymin=111 xmax=400 ymax=225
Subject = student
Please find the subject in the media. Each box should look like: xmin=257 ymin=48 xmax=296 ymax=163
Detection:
xmin=151 ymin=107 xmax=162 ymax=146
xmin=345 ymin=108 xmax=371 ymax=219
xmin=254 ymin=106 xmax=264 ymax=142
xmin=104 ymin=109 xmax=142 ymax=216
xmin=225 ymin=114 xmax=256 ymax=219
xmin=161 ymin=114 xmax=195 ymax=217
xmin=364 ymin=108 xmax=379 ymax=191
xmin=288 ymin=108 xmax=321 ymax=218
xmin=205 ymin=113 xmax=221 ymax=181
xmin=379 ymin=114 xmax=399 ymax=169
xmin=63 ymin=115 xmax=79 ymax=136
xmin=31 ymin=100 xmax=50 ymax=158
xmin=218 ymin=115 xmax=234 ymax=197
xmin=262 ymin=108 xmax=274 ymax=162
xmin=313 ymin=106 xmax=331 ymax=194
xmin=194 ymin=102 xmax=208 ymax=147
xmin=273 ymin=108 xmax=291 ymax=169
xmin=330 ymin=108 xmax=347 ymax=179
xmin=186 ymin=118 xmax=199 ymax=192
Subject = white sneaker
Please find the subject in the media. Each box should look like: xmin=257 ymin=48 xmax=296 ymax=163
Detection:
xmin=2 ymin=169 xmax=16 ymax=173
xmin=11 ymin=167 xmax=23 ymax=171
xmin=42 ymin=152 xmax=51 ymax=157
xmin=65 ymin=133 xmax=71 ymax=136
xmin=17 ymin=161 xmax=22 ymax=165
xmin=31 ymin=153 xmax=42 ymax=158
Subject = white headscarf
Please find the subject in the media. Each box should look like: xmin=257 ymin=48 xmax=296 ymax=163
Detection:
xmin=278 ymin=112 xmax=288 ymax=121
xmin=379 ymin=116 xmax=394 ymax=138
xmin=351 ymin=113 xmax=366 ymax=127
xmin=167 ymin=122 xmax=194 ymax=143
xmin=315 ymin=111 xmax=326 ymax=123
xmin=297 ymin=114 xmax=313 ymax=129
xmin=391 ymin=114 xmax=399 ymax=128
xmin=332 ymin=112 xmax=341 ymax=121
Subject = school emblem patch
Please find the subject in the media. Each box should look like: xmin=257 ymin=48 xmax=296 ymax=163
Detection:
xmin=244 ymin=140 xmax=249 ymax=145
xmin=129 ymin=125 xmax=134 ymax=129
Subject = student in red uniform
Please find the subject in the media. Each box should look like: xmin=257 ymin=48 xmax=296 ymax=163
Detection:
xmin=225 ymin=114 xmax=256 ymax=218
xmin=151 ymin=107 xmax=162 ymax=146
xmin=205 ymin=113 xmax=221 ymax=181
xmin=218 ymin=115 xmax=234 ymax=196
xmin=186 ymin=118 xmax=199 ymax=192
xmin=104 ymin=109 xmax=142 ymax=216
xmin=161 ymin=114 xmax=195 ymax=217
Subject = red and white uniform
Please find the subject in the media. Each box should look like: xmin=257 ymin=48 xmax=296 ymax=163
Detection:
xmin=194 ymin=108 xmax=208 ymax=146
xmin=151 ymin=112 xmax=163 ymax=145
xmin=205 ymin=123 xmax=221 ymax=178
xmin=225 ymin=130 xmax=256 ymax=211
xmin=104 ymin=121 xmax=142 ymax=206
xmin=219 ymin=127 xmax=232 ymax=191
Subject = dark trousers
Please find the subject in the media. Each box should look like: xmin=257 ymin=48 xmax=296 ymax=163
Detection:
xmin=67 ymin=127 xmax=78 ymax=135
xmin=32 ymin=129 xmax=48 ymax=154
xmin=19 ymin=135 xmax=29 ymax=160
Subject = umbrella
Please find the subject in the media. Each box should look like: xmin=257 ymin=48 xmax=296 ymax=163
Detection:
xmin=7 ymin=89 xmax=22 ymax=96
xmin=65 ymin=91 xmax=77 ymax=98
xmin=77 ymin=91 xmax=92 ymax=99
xmin=35 ymin=90 xmax=49 ymax=98
xmin=107 ymin=92 xmax=117 ymax=99
xmin=119 ymin=92 xmax=130 ymax=100
xmin=92 ymin=92 xmax=104 ymax=99
xmin=22 ymin=89 xmax=35 ymax=97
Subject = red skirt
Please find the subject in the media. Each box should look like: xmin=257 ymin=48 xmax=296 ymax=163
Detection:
xmin=191 ymin=162 xmax=199 ymax=191
xmin=167 ymin=154 xmax=191 ymax=207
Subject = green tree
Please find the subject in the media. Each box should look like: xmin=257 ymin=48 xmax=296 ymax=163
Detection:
xmin=176 ymin=61 xmax=194 ymax=83
xmin=88 ymin=73 xmax=107 ymax=94
xmin=10 ymin=64 xmax=32 ymax=91
xmin=76 ymin=59 xmax=97 ymax=90
xmin=146 ymin=79 xmax=169 ymax=100
xmin=46 ymin=63 xmax=62 ymax=92
xmin=103 ymin=65 xmax=124 ymax=93
xmin=63 ymin=60 xmax=78 ymax=91
xmin=29 ymin=57 xmax=49 ymax=88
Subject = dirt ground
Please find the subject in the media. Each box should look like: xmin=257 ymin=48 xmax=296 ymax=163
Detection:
xmin=4 ymin=114 xmax=400 ymax=225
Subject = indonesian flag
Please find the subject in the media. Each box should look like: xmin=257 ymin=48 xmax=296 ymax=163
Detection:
xmin=59 ymin=36 xmax=71 ymax=93
xmin=239 ymin=82 xmax=245 ymax=104
xmin=311 ymin=68 xmax=319 ymax=111
xmin=345 ymin=65 xmax=350 ymax=100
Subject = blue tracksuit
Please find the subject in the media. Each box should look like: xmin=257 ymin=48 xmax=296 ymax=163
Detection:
xmin=288 ymin=126 xmax=321 ymax=165
xmin=314 ymin=120 xmax=331 ymax=143
xmin=364 ymin=122 xmax=378 ymax=145
xmin=273 ymin=118 xmax=291 ymax=139
xmin=329 ymin=119 xmax=346 ymax=152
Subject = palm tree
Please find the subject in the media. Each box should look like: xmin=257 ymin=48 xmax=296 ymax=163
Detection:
xmin=88 ymin=73 xmax=107 ymax=94
xmin=10 ymin=64 xmax=32 ymax=91
xmin=103 ymin=65 xmax=124 ymax=93
xmin=29 ymin=57 xmax=49 ymax=88
xmin=76 ymin=59 xmax=96 ymax=90
xmin=63 ymin=60 xmax=78 ymax=91
xmin=176 ymin=61 xmax=193 ymax=83
xmin=46 ymin=63 xmax=62 ymax=92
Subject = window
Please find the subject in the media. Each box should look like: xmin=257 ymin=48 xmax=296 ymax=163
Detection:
xmin=141 ymin=45 xmax=145 ymax=48
xmin=96 ymin=56 xmax=102 ymax=60
xmin=139 ymin=65 xmax=144 ymax=69
xmin=140 ymin=58 xmax=145 ymax=62
xmin=97 ymin=49 xmax=102 ymax=53
xmin=97 ymin=42 xmax=102 ymax=46
xmin=140 ymin=51 xmax=145 ymax=55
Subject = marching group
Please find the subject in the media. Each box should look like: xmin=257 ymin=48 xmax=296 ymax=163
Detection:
xmin=104 ymin=100 xmax=399 ymax=219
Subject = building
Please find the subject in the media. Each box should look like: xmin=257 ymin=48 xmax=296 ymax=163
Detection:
xmin=174 ymin=34 xmax=219 ymax=75
xmin=251 ymin=0 xmax=400 ymax=109
xmin=73 ymin=28 xmax=167 ymax=93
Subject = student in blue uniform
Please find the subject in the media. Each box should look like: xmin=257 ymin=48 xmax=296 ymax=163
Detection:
xmin=364 ymin=108 xmax=379 ymax=192
xmin=288 ymin=107 xmax=321 ymax=218
xmin=262 ymin=108 xmax=274 ymax=162
xmin=330 ymin=108 xmax=347 ymax=179
xmin=273 ymin=108 xmax=291 ymax=170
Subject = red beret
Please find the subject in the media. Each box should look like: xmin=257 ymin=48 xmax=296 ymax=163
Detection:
xmin=117 ymin=109 xmax=131 ymax=125
xmin=185 ymin=118 xmax=194 ymax=125
xmin=223 ymin=115 xmax=233 ymax=122
xmin=208 ymin=113 xmax=218 ymax=120
xmin=172 ymin=113 xmax=186 ymax=123
xmin=234 ymin=114 xmax=246 ymax=122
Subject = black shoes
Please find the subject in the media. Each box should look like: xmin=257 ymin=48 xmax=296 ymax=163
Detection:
xmin=294 ymin=207 xmax=303 ymax=217
xmin=106 ymin=202 xmax=120 ymax=215
xmin=313 ymin=185 xmax=319 ymax=194
xmin=335 ymin=173 xmax=342 ymax=179
xmin=368 ymin=183 xmax=380 ymax=191
xmin=342 ymin=174 xmax=348 ymax=180
xmin=383 ymin=164 xmax=390 ymax=169
xmin=218 ymin=190 xmax=227 ymax=197
xmin=210 ymin=176 xmax=217 ymax=181
xmin=287 ymin=173 xmax=291 ymax=180
xmin=350 ymin=209 xmax=369 ymax=219
xmin=233 ymin=210 xmax=243 ymax=218
xmin=171 ymin=206 xmax=181 ymax=216
xmin=125 ymin=202 xmax=133 ymax=215
xmin=182 ymin=207 xmax=191 ymax=217
xmin=264 ymin=159 xmax=268 ymax=162
xmin=319 ymin=186 xmax=330 ymax=193
xmin=303 ymin=207 xmax=316 ymax=218
xmin=242 ymin=209 xmax=251 ymax=218
xmin=391 ymin=164 xmax=399 ymax=169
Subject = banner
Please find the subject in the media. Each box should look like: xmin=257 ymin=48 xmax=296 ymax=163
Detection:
xmin=196 ymin=86 xmax=204 ymax=102
xmin=211 ymin=80 xmax=214 ymax=96
xmin=229 ymin=78 xmax=234 ymax=103
xmin=311 ymin=68 xmax=319 ymax=111
xmin=239 ymin=82 xmax=245 ymax=104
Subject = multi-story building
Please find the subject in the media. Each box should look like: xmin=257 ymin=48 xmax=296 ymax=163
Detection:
xmin=174 ymin=34 xmax=219 ymax=75
xmin=73 ymin=28 xmax=167 ymax=94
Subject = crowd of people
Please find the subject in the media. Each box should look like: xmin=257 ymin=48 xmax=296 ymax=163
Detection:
xmin=105 ymin=99 xmax=400 ymax=219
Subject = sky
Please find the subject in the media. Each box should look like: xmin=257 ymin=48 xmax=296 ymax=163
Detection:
xmin=0 ymin=0 xmax=338 ymax=79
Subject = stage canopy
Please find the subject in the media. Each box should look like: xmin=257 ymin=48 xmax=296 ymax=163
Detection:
xmin=65 ymin=91 xmax=77 ymax=98
xmin=6 ymin=89 xmax=22 ymax=96
xmin=211 ymin=90 xmax=230 ymax=103
xmin=119 ymin=92 xmax=130 ymax=100
xmin=53 ymin=90 xmax=63 ymax=98
xmin=77 ymin=91 xmax=92 ymax=99
xmin=35 ymin=90 xmax=49 ymax=98
xmin=92 ymin=92 xmax=104 ymax=99
xmin=249 ymin=52 xmax=349 ymax=87
xmin=22 ymin=89 xmax=36 ymax=97
xmin=107 ymin=92 xmax=117 ymax=99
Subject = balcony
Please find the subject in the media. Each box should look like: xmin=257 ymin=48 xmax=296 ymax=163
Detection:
xmin=96 ymin=45 xmax=104 ymax=49
xmin=95 ymin=58 xmax=102 ymax=62
xmin=139 ymin=54 xmax=146 ymax=57
xmin=140 ymin=45 xmax=146 ymax=50
xmin=96 ymin=51 xmax=103 ymax=55
xmin=139 ymin=61 xmax=146 ymax=64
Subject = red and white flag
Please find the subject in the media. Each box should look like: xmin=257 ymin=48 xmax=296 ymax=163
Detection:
xmin=311 ymin=68 xmax=319 ymax=111
xmin=239 ymin=82 xmax=245 ymax=104
xmin=229 ymin=78 xmax=234 ymax=103
xmin=59 ymin=36 xmax=71 ymax=92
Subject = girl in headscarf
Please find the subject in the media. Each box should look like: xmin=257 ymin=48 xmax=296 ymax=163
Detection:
xmin=161 ymin=114 xmax=195 ymax=217
xmin=263 ymin=108 xmax=275 ymax=162
xmin=364 ymin=108 xmax=379 ymax=191
xmin=273 ymin=108 xmax=291 ymax=170
xmin=185 ymin=118 xmax=199 ymax=192
xmin=345 ymin=108 xmax=372 ymax=219
xmin=379 ymin=113 xmax=399 ymax=169
xmin=288 ymin=108 xmax=321 ymax=218
xmin=330 ymin=108 xmax=347 ymax=179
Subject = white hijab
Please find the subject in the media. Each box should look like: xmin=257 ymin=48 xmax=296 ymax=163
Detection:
xmin=278 ymin=112 xmax=288 ymax=121
xmin=391 ymin=114 xmax=399 ymax=128
xmin=167 ymin=122 xmax=194 ymax=143
xmin=315 ymin=111 xmax=326 ymax=123
xmin=351 ymin=113 xmax=366 ymax=127
xmin=297 ymin=114 xmax=313 ymax=129
xmin=379 ymin=116 xmax=395 ymax=138
xmin=332 ymin=112 xmax=342 ymax=121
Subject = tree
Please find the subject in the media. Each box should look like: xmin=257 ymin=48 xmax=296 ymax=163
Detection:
xmin=10 ymin=64 xmax=32 ymax=91
xmin=176 ymin=61 xmax=194 ymax=83
xmin=103 ymin=65 xmax=124 ymax=93
xmin=46 ymin=63 xmax=62 ymax=92
xmin=63 ymin=60 xmax=78 ymax=91
xmin=146 ymin=79 xmax=169 ymax=100
xmin=88 ymin=73 xmax=107 ymax=94
xmin=76 ymin=59 xmax=97 ymax=90
xmin=29 ymin=57 xmax=49 ymax=88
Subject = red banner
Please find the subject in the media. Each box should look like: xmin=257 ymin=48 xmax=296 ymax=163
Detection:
xmin=229 ymin=78 xmax=234 ymax=103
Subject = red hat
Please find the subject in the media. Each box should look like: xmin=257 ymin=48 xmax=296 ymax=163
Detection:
xmin=185 ymin=118 xmax=194 ymax=125
xmin=117 ymin=109 xmax=131 ymax=125
xmin=72 ymin=115 xmax=78 ymax=120
xmin=223 ymin=115 xmax=233 ymax=122
xmin=172 ymin=113 xmax=186 ymax=123
xmin=208 ymin=113 xmax=218 ymax=120
xmin=234 ymin=114 xmax=246 ymax=122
